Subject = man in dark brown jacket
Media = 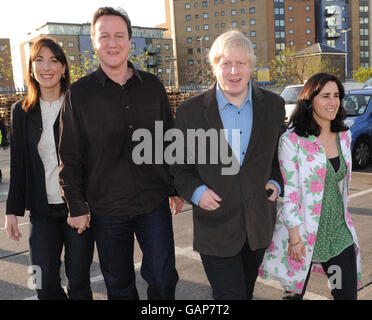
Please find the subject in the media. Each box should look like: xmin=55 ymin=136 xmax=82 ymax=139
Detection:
xmin=171 ymin=30 xmax=285 ymax=300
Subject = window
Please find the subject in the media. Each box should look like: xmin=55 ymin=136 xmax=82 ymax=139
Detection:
xmin=186 ymin=15 xmax=191 ymax=21
xmin=306 ymin=40 xmax=311 ymax=46
xmin=231 ymin=0 xmax=236 ymax=3
xmin=289 ymin=29 xmax=294 ymax=35
xmin=306 ymin=5 xmax=311 ymax=11
xmin=289 ymin=17 xmax=294 ymax=23
xmin=250 ymin=31 xmax=256 ymax=37
xmin=204 ymin=24 xmax=209 ymax=30
xmin=232 ymin=21 xmax=238 ymax=27
xmin=185 ymin=3 xmax=191 ymax=9
xmin=69 ymin=55 xmax=75 ymax=61
xmin=306 ymin=17 xmax=311 ymax=22
xmin=249 ymin=7 xmax=255 ymax=14
xmin=288 ymin=5 xmax=293 ymax=11
xmin=165 ymin=44 xmax=170 ymax=50
xmin=188 ymin=59 xmax=194 ymax=65
xmin=188 ymin=48 xmax=193 ymax=54
xmin=202 ymin=1 xmax=208 ymax=7
xmin=250 ymin=19 xmax=256 ymax=25
xmin=306 ymin=29 xmax=311 ymax=34
xmin=68 ymin=41 xmax=74 ymax=48
xmin=58 ymin=41 xmax=63 ymax=47
xmin=186 ymin=26 xmax=192 ymax=32
xmin=187 ymin=37 xmax=192 ymax=43
xmin=203 ymin=13 xmax=209 ymax=19
xmin=232 ymin=10 xmax=237 ymax=16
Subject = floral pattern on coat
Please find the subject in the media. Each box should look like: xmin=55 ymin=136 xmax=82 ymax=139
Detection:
xmin=259 ymin=129 xmax=362 ymax=294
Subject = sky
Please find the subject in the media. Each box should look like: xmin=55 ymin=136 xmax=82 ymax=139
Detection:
xmin=1 ymin=0 xmax=166 ymax=87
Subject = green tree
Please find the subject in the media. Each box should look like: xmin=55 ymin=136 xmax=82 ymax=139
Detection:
xmin=0 ymin=44 xmax=14 ymax=82
xmin=352 ymin=66 xmax=372 ymax=83
xmin=69 ymin=50 xmax=99 ymax=84
xmin=270 ymin=47 xmax=341 ymax=86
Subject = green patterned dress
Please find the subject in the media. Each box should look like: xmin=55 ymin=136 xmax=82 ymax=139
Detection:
xmin=312 ymin=134 xmax=354 ymax=262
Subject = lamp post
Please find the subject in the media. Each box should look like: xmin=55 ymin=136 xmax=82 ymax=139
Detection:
xmin=199 ymin=35 xmax=205 ymax=86
xmin=168 ymin=57 xmax=177 ymax=87
xmin=341 ymin=28 xmax=351 ymax=79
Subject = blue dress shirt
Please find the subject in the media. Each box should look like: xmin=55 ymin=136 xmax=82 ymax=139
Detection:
xmin=191 ymin=82 xmax=281 ymax=206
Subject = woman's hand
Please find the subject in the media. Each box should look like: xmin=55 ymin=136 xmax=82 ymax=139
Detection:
xmin=288 ymin=227 xmax=306 ymax=262
xmin=5 ymin=214 xmax=22 ymax=241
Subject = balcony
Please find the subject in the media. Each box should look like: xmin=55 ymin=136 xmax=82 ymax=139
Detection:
xmin=326 ymin=28 xmax=340 ymax=38
xmin=145 ymin=47 xmax=161 ymax=55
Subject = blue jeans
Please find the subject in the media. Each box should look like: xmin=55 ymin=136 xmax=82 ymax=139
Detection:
xmin=91 ymin=198 xmax=179 ymax=300
xmin=29 ymin=204 xmax=94 ymax=300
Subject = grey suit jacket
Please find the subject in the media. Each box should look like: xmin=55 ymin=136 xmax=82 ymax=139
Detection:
xmin=171 ymin=83 xmax=286 ymax=257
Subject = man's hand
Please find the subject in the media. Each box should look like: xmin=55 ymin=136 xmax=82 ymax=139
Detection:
xmin=5 ymin=214 xmax=22 ymax=241
xmin=265 ymin=182 xmax=279 ymax=202
xmin=67 ymin=214 xmax=90 ymax=234
xmin=169 ymin=196 xmax=185 ymax=215
xmin=199 ymin=189 xmax=222 ymax=211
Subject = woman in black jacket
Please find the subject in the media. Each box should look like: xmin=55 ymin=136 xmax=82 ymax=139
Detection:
xmin=4 ymin=38 xmax=94 ymax=300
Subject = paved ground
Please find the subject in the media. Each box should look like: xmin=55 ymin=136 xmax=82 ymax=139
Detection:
xmin=0 ymin=147 xmax=371 ymax=300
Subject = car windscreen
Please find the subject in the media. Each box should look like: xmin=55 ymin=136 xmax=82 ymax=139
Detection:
xmin=343 ymin=94 xmax=371 ymax=117
xmin=280 ymin=87 xmax=303 ymax=104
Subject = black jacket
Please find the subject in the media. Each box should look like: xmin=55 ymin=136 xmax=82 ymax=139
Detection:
xmin=171 ymin=84 xmax=286 ymax=256
xmin=6 ymin=99 xmax=60 ymax=216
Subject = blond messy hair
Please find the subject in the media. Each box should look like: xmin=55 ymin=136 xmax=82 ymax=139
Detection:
xmin=208 ymin=30 xmax=256 ymax=71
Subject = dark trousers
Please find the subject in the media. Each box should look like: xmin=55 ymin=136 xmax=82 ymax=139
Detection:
xmin=200 ymin=240 xmax=266 ymax=300
xmin=91 ymin=198 xmax=179 ymax=300
xmin=29 ymin=205 xmax=94 ymax=300
xmin=284 ymin=245 xmax=358 ymax=300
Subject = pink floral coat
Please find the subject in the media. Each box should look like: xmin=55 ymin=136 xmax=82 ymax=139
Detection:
xmin=259 ymin=129 xmax=361 ymax=294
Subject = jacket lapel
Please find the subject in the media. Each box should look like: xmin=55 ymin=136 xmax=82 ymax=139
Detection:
xmin=27 ymin=100 xmax=43 ymax=148
xmin=202 ymin=83 xmax=224 ymax=131
xmin=242 ymin=84 xmax=265 ymax=167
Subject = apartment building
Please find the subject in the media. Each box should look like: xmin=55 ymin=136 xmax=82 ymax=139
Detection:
xmin=0 ymin=38 xmax=15 ymax=91
xmin=348 ymin=0 xmax=371 ymax=72
xmin=20 ymin=22 xmax=174 ymax=86
xmin=164 ymin=0 xmax=316 ymax=86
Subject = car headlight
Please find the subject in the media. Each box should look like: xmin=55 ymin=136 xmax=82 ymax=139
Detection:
xmin=345 ymin=119 xmax=355 ymax=127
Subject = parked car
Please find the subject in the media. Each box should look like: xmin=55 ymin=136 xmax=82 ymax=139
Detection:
xmin=363 ymin=77 xmax=372 ymax=88
xmin=343 ymin=89 xmax=372 ymax=169
xmin=280 ymin=84 xmax=304 ymax=122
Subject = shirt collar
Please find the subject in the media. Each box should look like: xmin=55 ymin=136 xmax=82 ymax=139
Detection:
xmin=96 ymin=60 xmax=143 ymax=87
xmin=216 ymin=81 xmax=252 ymax=111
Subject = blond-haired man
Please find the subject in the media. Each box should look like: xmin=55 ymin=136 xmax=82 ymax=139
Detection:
xmin=171 ymin=30 xmax=285 ymax=299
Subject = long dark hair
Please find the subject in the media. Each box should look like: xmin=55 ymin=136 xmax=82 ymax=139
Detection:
xmin=22 ymin=37 xmax=70 ymax=112
xmin=288 ymin=73 xmax=348 ymax=137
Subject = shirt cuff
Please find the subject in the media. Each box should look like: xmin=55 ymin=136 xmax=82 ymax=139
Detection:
xmin=268 ymin=180 xmax=281 ymax=197
xmin=191 ymin=185 xmax=208 ymax=206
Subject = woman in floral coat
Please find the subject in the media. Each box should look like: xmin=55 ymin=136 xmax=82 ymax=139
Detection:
xmin=259 ymin=73 xmax=361 ymax=300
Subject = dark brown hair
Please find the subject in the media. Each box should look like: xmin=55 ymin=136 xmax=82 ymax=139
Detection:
xmin=23 ymin=37 xmax=70 ymax=112
xmin=288 ymin=73 xmax=348 ymax=137
xmin=91 ymin=7 xmax=132 ymax=40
